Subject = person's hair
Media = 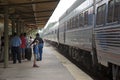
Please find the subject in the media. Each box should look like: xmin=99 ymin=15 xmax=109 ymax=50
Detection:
xmin=24 ymin=33 xmax=26 ymax=36
xmin=13 ymin=32 xmax=17 ymax=36
xmin=36 ymin=33 xmax=39 ymax=37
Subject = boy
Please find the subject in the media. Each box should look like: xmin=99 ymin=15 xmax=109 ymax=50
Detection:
xmin=33 ymin=40 xmax=39 ymax=67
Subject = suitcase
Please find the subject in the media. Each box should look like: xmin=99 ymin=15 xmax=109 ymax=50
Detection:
xmin=25 ymin=48 xmax=32 ymax=61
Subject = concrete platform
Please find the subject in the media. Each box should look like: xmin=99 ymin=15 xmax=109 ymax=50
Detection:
xmin=0 ymin=43 xmax=93 ymax=80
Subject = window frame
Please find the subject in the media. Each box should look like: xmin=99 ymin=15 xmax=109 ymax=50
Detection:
xmin=106 ymin=0 xmax=120 ymax=25
xmin=96 ymin=4 xmax=106 ymax=27
xmin=79 ymin=13 xmax=84 ymax=27
xmin=84 ymin=10 xmax=89 ymax=26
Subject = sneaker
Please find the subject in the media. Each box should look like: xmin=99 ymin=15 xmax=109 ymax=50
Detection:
xmin=13 ymin=62 xmax=16 ymax=64
xmin=19 ymin=61 xmax=21 ymax=63
xmin=33 ymin=64 xmax=39 ymax=67
xmin=13 ymin=61 xmax=16 ymax=64
xmin=0 ymin=60 xmax=4 ymax=63
xmin=36 ymin=59 xmax=40 ymax=61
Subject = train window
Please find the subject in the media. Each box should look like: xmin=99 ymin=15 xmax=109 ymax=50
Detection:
xmin=77 ymin=15 xmax=80 ymax=27
xmin=72 ymin=17 xmax=74 ymax=28
xmin=74 ymin=17 xmax=76 ymax=28
xmin=114 ymin=0 xmax=120 ymax=22
xmin=67 ymin=21 xmax=69 ymax=30
xmin=67 ymin=20 xmax=70 ymax=30
xmin=68 ymin=19 xmax=71 ymax=29
xmin=88 ymin=13 xmax=93 ymax=26
xmin=71 ymin=18 xmax=73 ymax=29
xmin=72 ymin=17 xmax=75 ymax=28
xmin=79 ymin=13 xmax=84 ymax=27
xmin=84 ymin=11 xmax=88 ymax=26
xmin=64 ymin=22 xmax=67 ymax=31
xmin=75 ymin=15 xmax=79 ymax=28
xmin=107 ymin=0 xmax=120 ymax=23
xmin=70 ymin=19 xmax=72 ymax=29
xmin=107 ymin=0 xmax=114 ymax=23
xmin=96 ymin=4 xmax=106 ymax=25
xmin=54 ymin=30 xmax=56 ymax=34
xmin=68 ymin=19 xmax=70 ymax=29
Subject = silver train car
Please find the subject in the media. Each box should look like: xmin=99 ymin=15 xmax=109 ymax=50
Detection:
xmin=43 ymin=0 xmax=120 ymax=80
xmin=43 ymin=22 xmax=58 ymax=43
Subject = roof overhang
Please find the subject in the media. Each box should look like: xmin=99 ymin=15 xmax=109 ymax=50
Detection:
xmin=0 ymin=0 xmax=59 ymax=30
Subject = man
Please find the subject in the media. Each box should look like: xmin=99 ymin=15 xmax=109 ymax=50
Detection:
xmin=0 ymin=33 xmax=4 ymax=62
xmin=31 ymin=33 xmax=44 ymax=61
xmin=10 ymin=33 xmax=21 ymax=64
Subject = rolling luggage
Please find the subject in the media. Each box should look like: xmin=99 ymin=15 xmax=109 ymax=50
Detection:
xmin=25 ymin=48 xmax=32 ymax=61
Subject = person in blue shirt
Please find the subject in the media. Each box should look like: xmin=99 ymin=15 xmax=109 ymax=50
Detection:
xmin=10 ymin=33 xmax=21 ymax=64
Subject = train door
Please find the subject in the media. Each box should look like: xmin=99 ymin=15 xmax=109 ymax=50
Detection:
xmin=57 ymin=25 xmax=60 ymax=44
xmin=56 ymin=26 xmax=59 ymax=44
xmin=64 ymin=22 xmax=67 ymax=43
xmin=95 ymin=0 xmax=107 ymax=66
xmin=95 ymin=0 xmax=120 ymax=80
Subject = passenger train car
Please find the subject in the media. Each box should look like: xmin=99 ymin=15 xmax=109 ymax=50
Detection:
xmin=44 ymin=23 xmax=58 ymax=43
xmin=43 ymin=0 xmax=120 ymax=80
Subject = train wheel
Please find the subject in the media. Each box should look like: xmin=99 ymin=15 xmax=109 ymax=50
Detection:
xmin=68 ymin=47 xmax=72 ymax=57
xmin=112 ymin=64 xmax=120 ymax=80
xmin=75 ymin=49 xmax=80 ymax=62
xmin=71 ymin=47 xmax=76 ymax=59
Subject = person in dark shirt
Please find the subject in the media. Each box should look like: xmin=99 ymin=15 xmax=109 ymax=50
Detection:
xmin=0 ymin=34 xmax=4 ymax=62
xmin=31 ymin=33 xmax=44 ymax=61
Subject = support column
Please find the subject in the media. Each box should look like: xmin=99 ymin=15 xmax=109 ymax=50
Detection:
xmin=11 ymin=19 xmax=16 ymax=35
xmin=16 ymin=20 xmax=18 ymax=35
xmin=16 ymin=20 xmax=20 ymax=35
xmin=23 ymin=24 xmax=25 ymax=33
xmin=21 ymin=21 xmax=24 ymax=33
xmin=4 ymin=6 xmax=9 ymax=68
xmin=20 ymin=20 xmax=24 ymax=34
xmin=19 ymin=20 xmax=22 ymax=34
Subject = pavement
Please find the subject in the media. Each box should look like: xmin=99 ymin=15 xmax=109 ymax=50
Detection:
xmin=0 ymin=43 xmax=93 ymax=80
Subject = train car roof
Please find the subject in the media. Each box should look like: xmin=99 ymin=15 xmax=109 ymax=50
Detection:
xmin=59 ymin=0 xmax=85 ymax=21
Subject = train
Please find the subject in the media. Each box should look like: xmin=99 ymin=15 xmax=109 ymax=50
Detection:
xmin=43 ymin=0 xmax=120 ymax=80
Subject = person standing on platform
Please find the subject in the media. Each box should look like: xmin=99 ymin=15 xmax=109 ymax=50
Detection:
xmin=0 ymin=32 xmax=4 ymax=62
xmin=31 ymin=33 xmax=44 ymax=61
xmin=32 ymin=40 xmax=39 ymax=67
xmin=10 ymin=33 xmax=21 ymax=64
xmin=24 ymin=33 xmax=29 ymax=48
xmin=20 ymin=33 xmax=26 ymax=60
xmin=29 ymin=36 xmax=34 ymax=44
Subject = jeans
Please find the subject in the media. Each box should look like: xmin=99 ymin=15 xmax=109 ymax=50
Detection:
xmin=11 ymin=46 xmax=21 ymax=63
xmin=37 ymin=43 xmax=43 ymax=61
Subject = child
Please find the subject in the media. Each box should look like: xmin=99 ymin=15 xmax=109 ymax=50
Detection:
xmin=33 ymin=40 xmax=39 ymax=67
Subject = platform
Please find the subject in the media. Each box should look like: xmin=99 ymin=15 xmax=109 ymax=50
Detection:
xmin=0 ymin=43 xmax=93 ymax=80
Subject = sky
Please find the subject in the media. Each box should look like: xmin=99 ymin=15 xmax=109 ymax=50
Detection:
xmin=43 ymin=0 xmax=76 ymax=29
xmin=49 ymin=0 xmax=76 ymax=22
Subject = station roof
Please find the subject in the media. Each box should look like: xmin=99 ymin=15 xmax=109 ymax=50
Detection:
xmin=0 ymin=0 xmax=59 ymax=29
